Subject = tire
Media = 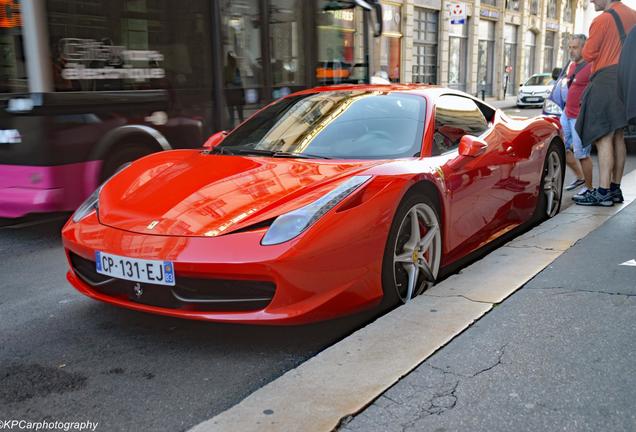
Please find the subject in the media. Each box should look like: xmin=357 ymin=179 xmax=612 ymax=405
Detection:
xmin=380 ymin=192 xmax=442 ymax=309
xmin=535 ymin=141 xmax=564 ymax=221
xmin=100 ymin=144 xmax=155 ymax=182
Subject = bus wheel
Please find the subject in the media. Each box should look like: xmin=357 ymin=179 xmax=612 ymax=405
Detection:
xmin=100 ymin=144 xmax=155 ymax=182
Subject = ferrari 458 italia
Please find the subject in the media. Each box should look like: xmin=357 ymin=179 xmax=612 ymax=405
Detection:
xmin=62 ymin=85 xmax=565 ymax=324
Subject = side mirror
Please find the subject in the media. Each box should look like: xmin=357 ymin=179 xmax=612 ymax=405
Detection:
xmin=458 ymin=135 xmax=488 ymax=157
xmin=203 ymin=130 xmax=228 ymax=150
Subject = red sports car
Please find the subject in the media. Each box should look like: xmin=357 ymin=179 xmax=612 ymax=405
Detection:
xmin=62 ymin=85 xmax=564 ymax=325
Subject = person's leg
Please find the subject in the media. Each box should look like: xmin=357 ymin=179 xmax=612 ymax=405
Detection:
xmin=561 ymin=113 xmax=584 ymax=184
xmin=595 ymin=131 xmax=615 ymax=191
xmin=566 ymin=151 xmax=583 ymax=179
xmin=569 ymin=116 xmax=593 ymax=190
xmin=580 ymin=157 xmax=593 ymax=189
xmin=612 ymin=128 xmax=626 ymax=185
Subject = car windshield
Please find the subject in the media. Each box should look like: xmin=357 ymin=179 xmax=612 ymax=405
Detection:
xmin=217 ymin=91 xmax=426 ymax=160
xmin=524 ymin=75 xmax=553 ymax=86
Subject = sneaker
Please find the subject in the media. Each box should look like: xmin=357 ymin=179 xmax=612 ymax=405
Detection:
xmin=574 ymin=189 xmax=614 ymax=206
xmin=610 ymin=187 xmax=624 ymax=203
xmin=572 ymin=187 xmax=592 ymax=202
xmin=565 ymin=178 xmax=586 ymax=191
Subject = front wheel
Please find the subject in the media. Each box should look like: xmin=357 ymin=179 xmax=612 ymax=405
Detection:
xmin=381 ymin=192 xmax=442 ymax=308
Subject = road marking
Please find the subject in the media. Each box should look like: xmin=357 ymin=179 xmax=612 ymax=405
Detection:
xmin=189 ymin=170 xmax=636 ymax=432
xmin=620 ymin=259 xmax=636 ymax=267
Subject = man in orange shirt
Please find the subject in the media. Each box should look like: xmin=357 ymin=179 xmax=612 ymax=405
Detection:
xmin=575 ymin=0 xmax=636 ymax=206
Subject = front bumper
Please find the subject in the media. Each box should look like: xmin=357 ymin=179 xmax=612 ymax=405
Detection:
xmin=516 ymin=95 xmax=547 ymax=106
xmin=62 ymin=210 xmax=387 ymax=325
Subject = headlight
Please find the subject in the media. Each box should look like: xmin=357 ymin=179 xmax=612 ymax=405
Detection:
xmin=543 ymin=99 xmax=562 ymax=115
xmin=261 ymin=175 xmax=372 ymax=245
xmin=71 ymin=163 xmax=131 ymax=223
xmin=72 ymin=186 xmax=102 ymax=222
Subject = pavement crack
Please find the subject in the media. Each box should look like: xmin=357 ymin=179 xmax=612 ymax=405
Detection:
xmin=470 ymin=343 xmax=507 ymax=378
xmin=524 ymin=286 xmax=635 ymax=297
xmin=504 ymin=244 xmax=563 ymax=252
xmin=547 ymin=289 xmax=636 ymax=298
xmin=525 ymin=286 xmax=565 ymax=290
xmin=423 ymin=293 xmax=493 ymax=305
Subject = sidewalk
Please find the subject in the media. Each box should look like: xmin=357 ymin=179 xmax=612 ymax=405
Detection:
xmin=341 ymin=201 xmax=636 ymax=432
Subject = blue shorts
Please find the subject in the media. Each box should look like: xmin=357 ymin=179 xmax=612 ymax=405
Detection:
xmin=561 ymin=112 xmax=591 ymax=159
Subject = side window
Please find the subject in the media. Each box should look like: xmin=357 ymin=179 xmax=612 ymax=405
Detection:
xmin=432 ymin=95 xmax=489 ymax=155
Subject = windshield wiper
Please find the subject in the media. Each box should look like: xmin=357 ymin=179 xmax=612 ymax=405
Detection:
xmin=273 ymin=151 xmax=331 ymax=160
xmin=235 ymin=149 xmax=331 ymax=159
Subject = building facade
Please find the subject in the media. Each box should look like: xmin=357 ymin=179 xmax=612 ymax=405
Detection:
xmin=403 ymin=0 xmax=589 ymax=98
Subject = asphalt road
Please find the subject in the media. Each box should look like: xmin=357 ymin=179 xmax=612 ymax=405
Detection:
xmin=2 ymin=115 xmax=635 ymax=431
xmin=0 ymin=219 xmax=377 ymax=431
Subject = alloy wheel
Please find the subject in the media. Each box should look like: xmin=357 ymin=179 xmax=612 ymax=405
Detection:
xmin=543 ymin=150 xmax=563 ymax=217
xmin=392 ymin=203 xmax=441 ymax=303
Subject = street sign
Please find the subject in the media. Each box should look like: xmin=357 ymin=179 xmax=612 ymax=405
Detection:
xmin=449 ymin=2 xmax=466 ymax=25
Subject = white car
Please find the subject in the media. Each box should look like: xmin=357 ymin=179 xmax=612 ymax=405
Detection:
xmin=516 ymin=73 xmax=554 ymax=108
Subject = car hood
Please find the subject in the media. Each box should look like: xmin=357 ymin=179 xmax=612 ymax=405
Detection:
xmin=98 ymin=150 xmax=381 ymax=237
xmin=520 ymin=85 xmax=552 ymax=93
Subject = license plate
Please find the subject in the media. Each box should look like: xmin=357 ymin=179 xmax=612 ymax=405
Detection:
xmin=526 ymin=97 xmax=541 ymax=102
xmin=95 ymin=251 xmax=175 ymax=286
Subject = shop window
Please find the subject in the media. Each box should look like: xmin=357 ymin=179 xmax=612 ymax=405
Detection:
xmin=504 ymin=24 xmax=518 ymax=93
xmin=477 ymin=21 xmax=495 ymax=96
xmin=221 ymin=0 xmax=262 ymax=128
xmin=316 ymin=2 xmax=358 ymax=84
xmin=544 ymin=31 xmax=555 ymax=72
xmin=270 ymin=0 xmax=305 ymax=89
xmin=448 ymin=22 xmax=468 ymax=91
xmin=524 ymin=31 xmax=537 ymax=80
xmin=375 ymin=3 xmax=402 ymax=83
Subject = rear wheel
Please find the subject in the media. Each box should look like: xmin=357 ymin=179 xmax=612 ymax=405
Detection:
xmin=381 ymin=192 xmax=442 ymax=308
xmin=536 ymin=142 xmax=564 ymax=220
